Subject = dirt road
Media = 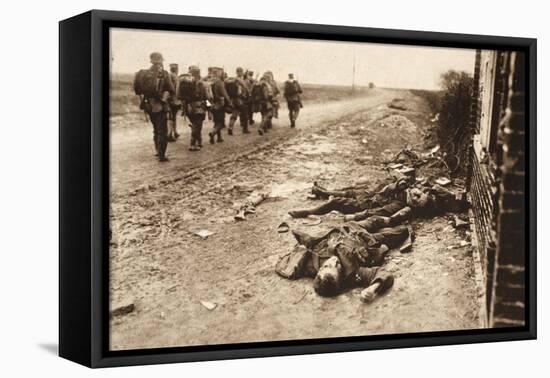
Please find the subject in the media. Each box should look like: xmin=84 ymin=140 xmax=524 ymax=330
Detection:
xmin=109 ymin=89 xmax=483 ymax=350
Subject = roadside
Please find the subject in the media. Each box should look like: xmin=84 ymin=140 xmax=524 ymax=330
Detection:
xmin=109 ymin=89 xmax=483 ymax=350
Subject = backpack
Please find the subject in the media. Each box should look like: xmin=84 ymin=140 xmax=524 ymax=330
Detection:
xmin=134 ymin=69 xmax=163 ymax=98
xmin=178 ymin=74 xmax=197 ymax=101
xmin=251 ymin=82 xmax=267 ymax=103
xmin=285 ymin=81 xmax=298 ymax=96
xmin=224 ymin=77 xmax=242 ymax=98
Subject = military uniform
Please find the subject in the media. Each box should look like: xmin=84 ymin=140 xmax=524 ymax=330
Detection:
xmin=133 ymin=52 xmax=175 ymax=162
xmin=284 ymin=74 xmax=303 ymax=127
xmin=276 ymin=222 xmax=404 ymax=296
xmin=265 ymin=71 xmax=280 ymax=124
xmin=244 ymin=71 xmax=256 ymax=125
xmin=257 ymin=75 xmax=274 ymax=135
xmin=227 ymin=68 xmax=250 ymax=135
xmin=167 ymin=63 xmax=181 ymax=141
xmin=179 ymin=66 xmax=209 ymax=151
xmin=208 ymin=68 xmax=231 ymax=144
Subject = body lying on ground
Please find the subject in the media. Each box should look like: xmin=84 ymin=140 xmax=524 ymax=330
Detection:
xmin=276 ymin=210 xmax=412 ymax=302
xmin=288 ymin=178 xmax=466 ymax=219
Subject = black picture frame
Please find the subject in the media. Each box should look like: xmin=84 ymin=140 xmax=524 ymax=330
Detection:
xmin=59 ymin=9 xmax=537 ymax=368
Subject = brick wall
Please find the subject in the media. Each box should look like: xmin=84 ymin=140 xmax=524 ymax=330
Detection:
xmin=489 ymin=51 xmax=526 ymax=327
xmin=468 ymin=51 xmax=526 ymax=327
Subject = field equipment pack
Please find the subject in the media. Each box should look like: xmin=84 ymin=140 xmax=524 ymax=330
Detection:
xmin=251 ymin=82 xmax=268 ymax=103
xmin=285 ymin=80 xmax=300 ymax=96
xmin=225 ymin=77 xmax=242 ymax=99
xmin=177 ymin=74 xmax=196 ymax=101
xmin=134 ymin=69 xmax=166 ymax=98
xmin=275 ymin=245 xmax=309 ymax=280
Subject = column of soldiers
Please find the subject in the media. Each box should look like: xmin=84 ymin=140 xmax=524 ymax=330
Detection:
xmin=134 ymin=52 xmax=303 ymax=162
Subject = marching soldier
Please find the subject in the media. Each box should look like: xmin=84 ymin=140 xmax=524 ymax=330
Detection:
xmin=167 ymin=63 xmax=181 ymax=141
xmin=257 ymin=73 xmax=274 ymax=136
xmin=244 ymin=70 xmax=256 ymax=126
xmin=133 ymin=52 xmax=175 ymax=162
xmin=179 ymin=65 xmax=209 ymax=151
xmin=208 ymin=67 xmax=232 ymax=144
xmin=284 ymin=73 xmax=303 ymax=128
xmin=227 ymin=67 xmax=250 ymax=135
xmin=265 ymin=71 xmax=280 ymax=125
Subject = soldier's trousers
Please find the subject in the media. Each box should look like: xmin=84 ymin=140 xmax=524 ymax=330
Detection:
xmin=168 ymin=108 xmax=178 ymax=138
xmin=150 ymin=111 xmax=168 ymax=159
xmin=188 ymin=113 xmax=205 ymax=147
xmin=228 ymin=103 xmax=249 ymax=132
xmin=211 ymin=108 xmax=226 ymax=141
xmin=260 ymin=108 xmax=273 ymax=133
xmin=288 ymin=101 xmax=301 ymax=124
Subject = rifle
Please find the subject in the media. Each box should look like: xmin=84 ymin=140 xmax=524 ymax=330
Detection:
xmin=138 ymin=95 xmax=150 ymax=122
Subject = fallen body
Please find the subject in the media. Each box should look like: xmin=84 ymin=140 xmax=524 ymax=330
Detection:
xmin=289 ymin=178 xmax=466 ymax=219
xmin=276 ymin=211 xmax=412 ymax=302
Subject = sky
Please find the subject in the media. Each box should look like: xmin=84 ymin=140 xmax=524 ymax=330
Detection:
xmin=110 ymin=28 xmax=476 ymax=90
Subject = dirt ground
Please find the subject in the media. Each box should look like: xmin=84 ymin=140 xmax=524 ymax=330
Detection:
xmin=109 ymin=88 xmax=484 ymax=350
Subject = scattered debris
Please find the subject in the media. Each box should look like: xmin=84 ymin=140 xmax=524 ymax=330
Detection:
xmin=293 ymin=289 xmax=309 ymax=305
xmin=459 ymin=240 xmax=469 ymax=247
xmin=234 ymin=191 xmax=268 ymax=221
xmin=430 ymin=145 xmax=441 ymax=155
xmin=110 ymin=301 xmax=135 ymax=318
xmin=453 ymin=215 xmax=469 ymax=229
xmin=200 ymin=301 xmax=218 ymax=311
xmin=361 ymin=138 xmax=368 ymax=144
xmin=277 ymin=222 xmax=290 ymax=233
xmin=435 ymin=177 xmax=451 ymax=186
xmin=193 ymin=229 xmax=215 ymax=239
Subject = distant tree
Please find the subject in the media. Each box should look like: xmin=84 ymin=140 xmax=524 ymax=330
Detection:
xmin=437 ymin=70 xmax=474 ymax=176
xmin=368 ymin=82 xmax=375 ymax=89
xmin=438 ymin=70 xmax=473 ymax=132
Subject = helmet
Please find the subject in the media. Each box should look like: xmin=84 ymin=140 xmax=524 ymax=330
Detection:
xmin=149 ymin=52 xmax=164 ymax=64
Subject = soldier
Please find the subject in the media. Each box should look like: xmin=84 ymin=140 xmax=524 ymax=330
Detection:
xmin=244 ymin=70 xmax=256 ymax=125
xmin=133 ymin=52 xmax=175 ymax=162
xmin=283 ymin=73 xmax=303 ymax=128
xmin=178 ymin=65 xmax=209 ymax=151
xmin=226 ymin=67 xmax=250 ymax=135
xmin=208 ymin=67 xmax=232 ymax=144
xmin=264 ymin=71 xmax=280 ymax=125
xmin=288 ymin=178 xmax=467 ymax=219
xmin=276 ymin=221 xmax=412 ymax=301
xmin=256 ymin=73 xmax=274 ymax=136
xmin=167 ymin=63 xmax=181 ymax=142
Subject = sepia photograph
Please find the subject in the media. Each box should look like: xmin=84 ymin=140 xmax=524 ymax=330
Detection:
xmin=108 ymin=27 xmax=527 ymax=351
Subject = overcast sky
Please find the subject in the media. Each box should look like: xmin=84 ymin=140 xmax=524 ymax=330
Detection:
xmin=110 ymin=28 xmax=476 ymax=90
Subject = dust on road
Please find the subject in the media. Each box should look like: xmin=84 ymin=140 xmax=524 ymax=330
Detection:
xmin=109 ymin=89 xmax=483 ymax=350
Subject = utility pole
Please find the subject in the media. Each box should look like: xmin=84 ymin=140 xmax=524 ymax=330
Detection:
xmin=352 ymin=47 xmax=356 ymax=94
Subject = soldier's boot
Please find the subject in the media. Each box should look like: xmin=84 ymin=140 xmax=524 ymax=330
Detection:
xmin=242 ymin=126 xmax=250 ymax=134
xmin=209 ymin=132 xmax=216 ymax=144
xmin=216 ymin=131 xmax=223 ymax=143
xmin=258 ymin=128 xmax=264 ymax=135
xmin=228 ymin=128 xmax=233 ymax=135
xmin=189 ymin=138 xmax=197 ymax=151
xmin=288 ymin=209 xmax=310 ymax=218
